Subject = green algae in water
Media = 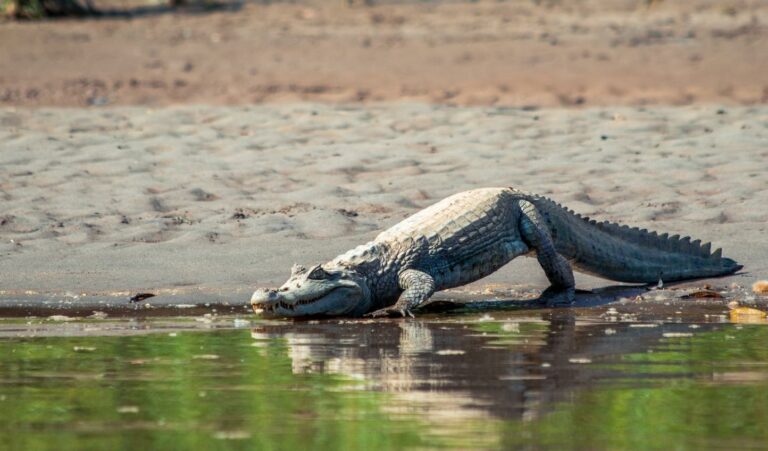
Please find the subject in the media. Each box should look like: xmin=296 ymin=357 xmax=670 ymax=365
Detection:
xmin=0 ymin=316 xmax=766 ymax=450
xmin=0 ymin=330 xmax=423 ymax=450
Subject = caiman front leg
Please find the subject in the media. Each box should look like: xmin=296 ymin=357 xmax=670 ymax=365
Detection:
xmin=366 ymin=269 xmax=435 ymax=318
xmin=519 ymin=200 xmax=576 ymax=306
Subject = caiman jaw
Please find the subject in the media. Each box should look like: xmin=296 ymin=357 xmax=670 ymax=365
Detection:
xmin=251 ymin=287 xmax=342 ymax=315
xmin=250 ymin=288 xmax=280 ymax=314
xmin=252 ymin=265 xmax=370 ymax=317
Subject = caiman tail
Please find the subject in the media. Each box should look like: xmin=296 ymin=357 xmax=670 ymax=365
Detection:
xmin=531 ymin=196 xmax=742 ymax=284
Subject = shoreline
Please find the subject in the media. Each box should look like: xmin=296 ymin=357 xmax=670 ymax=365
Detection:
xmin=1 ymin=103 xmax=765 ymax=311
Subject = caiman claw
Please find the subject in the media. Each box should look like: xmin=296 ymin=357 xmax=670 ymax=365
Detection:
xmin=365 ymin=307 xmax=415 ymax=318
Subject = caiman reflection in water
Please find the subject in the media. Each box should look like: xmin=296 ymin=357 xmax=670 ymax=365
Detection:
xmin=251 ymin=311 xmax=732 ymax=422
xmin=2 ymin=309 xmax=767 ymax=449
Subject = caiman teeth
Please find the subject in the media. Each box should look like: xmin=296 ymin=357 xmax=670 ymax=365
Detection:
xmin=281 ymin=288 xmax=340 ymax=310
xmin=253 ymin=303 xmax=275 ymax=315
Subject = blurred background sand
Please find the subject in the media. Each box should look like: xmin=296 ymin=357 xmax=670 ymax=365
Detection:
xmin=2 ymin=0 xmax=767 ymax=107
xmin=0 ymin=0 xmax=766 ymax=304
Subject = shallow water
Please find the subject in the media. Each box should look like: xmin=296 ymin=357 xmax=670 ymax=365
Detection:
xmin=1 ymin=311 xmax=767 ymax=450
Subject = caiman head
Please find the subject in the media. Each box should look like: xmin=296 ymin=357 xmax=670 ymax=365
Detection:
xmin=251 ymin=263 xmax=372 ymax=318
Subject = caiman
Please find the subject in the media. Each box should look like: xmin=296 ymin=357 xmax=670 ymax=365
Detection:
xmin=251 ymin=187 xmax=741 ymax=318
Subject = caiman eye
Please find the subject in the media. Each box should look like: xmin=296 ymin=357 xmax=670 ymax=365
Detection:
xmin=307 ymin=265 xmax=329 ymax=280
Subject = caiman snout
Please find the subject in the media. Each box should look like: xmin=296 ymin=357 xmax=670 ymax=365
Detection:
xmin=251 ymin=288 xmax=278 ymax=314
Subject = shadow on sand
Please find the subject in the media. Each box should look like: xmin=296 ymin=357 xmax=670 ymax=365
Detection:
xmin=419 ymin=285 xmax=651 ymax=314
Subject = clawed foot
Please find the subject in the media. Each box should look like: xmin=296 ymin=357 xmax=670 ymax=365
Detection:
xmin=365 ymin=306 xmax=415 ymax=318
xmin=539 ymin=286 xmax=576 ymax=308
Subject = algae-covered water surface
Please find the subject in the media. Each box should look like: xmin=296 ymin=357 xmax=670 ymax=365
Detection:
xmin=1 ymin=310 xmax=767 ymax=450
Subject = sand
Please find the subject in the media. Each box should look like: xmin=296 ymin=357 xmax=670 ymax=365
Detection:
xmin=0 ymin=103 xmax=765 ymax=307
xmin=1 ymin=0 xmax=767 ymax=107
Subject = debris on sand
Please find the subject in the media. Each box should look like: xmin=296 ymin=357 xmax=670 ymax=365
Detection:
xmin=681 ymin=290 xmax=723 ymax=299
xmin=129 ymin=293 xmax=156 ymax=303
xmin=729 ymin=306 xmax=767 ymax=324
xmin=752 ymin=280 xmax=768 ymax=295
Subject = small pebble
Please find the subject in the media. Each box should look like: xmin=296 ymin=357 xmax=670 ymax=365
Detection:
xmin=752 ymin=280 xmax=768 ymax=295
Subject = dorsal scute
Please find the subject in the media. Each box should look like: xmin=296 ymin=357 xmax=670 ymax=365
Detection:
xmin=678 ymin=236 xmax=690 ymax=252
xmin=532 ymin=194 xmax=722 ymax=261
xmin=691 ymin=239 xmax=702 ymax=256
xmin=589 ymin=223 xmax=720 ymax=260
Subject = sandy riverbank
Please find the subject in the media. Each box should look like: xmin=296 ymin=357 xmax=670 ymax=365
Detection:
xmin=0 ymin=103 xmax=765 ymax=307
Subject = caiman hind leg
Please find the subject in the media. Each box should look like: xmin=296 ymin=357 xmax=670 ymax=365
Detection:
xmin=519 ymin=200 xmax=576 ymax=306
xmin=366 ymin=269 xmax=435 ymax=318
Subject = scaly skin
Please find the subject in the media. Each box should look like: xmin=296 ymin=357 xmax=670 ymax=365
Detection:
xmin=251 ymin=187 xmax=742 ymax=318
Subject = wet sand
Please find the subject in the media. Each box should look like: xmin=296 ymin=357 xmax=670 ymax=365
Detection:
xmin=1 ymin=103 xmax=765 ymax=308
